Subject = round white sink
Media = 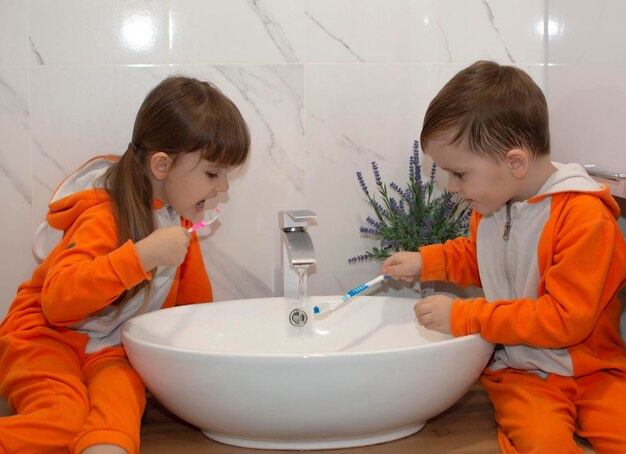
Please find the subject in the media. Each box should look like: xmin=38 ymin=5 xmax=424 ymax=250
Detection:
xmin=121 ymin=296 xmax=493 ymax=450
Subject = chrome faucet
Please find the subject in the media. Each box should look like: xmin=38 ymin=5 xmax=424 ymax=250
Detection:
xmin=279 ymin=210 xmax=317 ymax=299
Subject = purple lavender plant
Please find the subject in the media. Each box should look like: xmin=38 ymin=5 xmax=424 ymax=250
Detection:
xmin=349 ymin=140 xmax=471 ymax=263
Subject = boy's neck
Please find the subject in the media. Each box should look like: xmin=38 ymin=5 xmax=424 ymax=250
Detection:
xmin=512 ymin=156 xmax=557 ymax=203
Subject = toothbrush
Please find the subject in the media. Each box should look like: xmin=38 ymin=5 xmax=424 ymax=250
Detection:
xmin=313 ymin=274 xmax=389 ymax=316
xmin=154 ymin=208 xmax=220 ymax=278
xmin=188 ymin=207 xmax=221 ymax=233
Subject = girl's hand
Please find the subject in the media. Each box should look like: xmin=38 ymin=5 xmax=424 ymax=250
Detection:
xmin=135 ymin=226 xmax=191 ymax=272
xmin=381 ymin=251 xmax=423 ymax=282
xmin=413 ymin=295 xmax=454 ymax=334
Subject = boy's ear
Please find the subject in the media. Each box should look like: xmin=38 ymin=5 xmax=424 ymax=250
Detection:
xmin=505 ymin=148 xmax=529 ymax=179
xmin=149 ymin=152 xmax=172 ymax=181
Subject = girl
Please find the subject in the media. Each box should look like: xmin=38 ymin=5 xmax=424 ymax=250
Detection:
xmin=0 ymin=76 xmax=250 ymax=453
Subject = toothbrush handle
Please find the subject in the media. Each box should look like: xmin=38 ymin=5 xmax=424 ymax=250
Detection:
xmin=188 ymin=222 xmax=206 ymax=233
xmin=342 ymin=275 xmax=390 ymax=301
xmin=188 ymin=208 xmax=221 ymax=232
xmin=363 ymin=274 xmax=388 ymax=287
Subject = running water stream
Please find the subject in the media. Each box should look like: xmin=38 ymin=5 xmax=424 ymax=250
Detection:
xmin=288 ymin=265 xmax=309 ymax=331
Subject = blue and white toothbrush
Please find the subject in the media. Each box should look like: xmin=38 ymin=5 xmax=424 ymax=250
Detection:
xmin=313 ymin=274 xmax=389 ymax=317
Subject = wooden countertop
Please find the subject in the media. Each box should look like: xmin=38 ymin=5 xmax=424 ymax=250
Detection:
xmin=1 ymin=383 xmax=594 ymax=453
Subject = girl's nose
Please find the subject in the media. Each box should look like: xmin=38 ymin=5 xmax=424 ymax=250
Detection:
xmin=217 ymin=174 xmax=229 ymax=193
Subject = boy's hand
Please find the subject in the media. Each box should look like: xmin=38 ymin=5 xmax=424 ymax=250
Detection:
xmin=414 ymin=295 xmax=454 ymax=334
xmin=381 ymin=251 xmax=423 ymax=282
xmin=135 ymin=226 xmax=191 ymax=272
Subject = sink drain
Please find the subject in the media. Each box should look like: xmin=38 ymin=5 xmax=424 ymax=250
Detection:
xmin=289 ymin=308 xmax=308 ymax=327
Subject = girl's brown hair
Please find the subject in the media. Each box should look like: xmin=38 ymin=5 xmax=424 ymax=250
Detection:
xmin=103 ymin=75 xmax=250 ymax=307
xmin=420 ymin=60 xmax=549 ymax=159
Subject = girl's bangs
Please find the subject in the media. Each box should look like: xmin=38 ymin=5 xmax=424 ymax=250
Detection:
xmin=196 ymin=108 xmax=250 ymax=167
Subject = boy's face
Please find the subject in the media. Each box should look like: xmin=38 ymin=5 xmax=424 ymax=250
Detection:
xmin=425 ymin=135 xmax=519 ymax=215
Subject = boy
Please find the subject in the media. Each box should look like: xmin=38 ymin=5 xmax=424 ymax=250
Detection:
xmin=382 ymin=61 xmax=626 ymax=453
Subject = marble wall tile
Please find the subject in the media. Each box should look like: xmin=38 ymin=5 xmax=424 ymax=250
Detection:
xmin=0 ymin=68 xmax=35 ymax=307
xmin=306 ymin=63 xmax=439 ymax=297
xmin=170 ymin=0 xmax=306 ymax=64
xmin=548 ymin=0 xmax=626 ymax=64
xmin=28 ymin=66 xmax=171 ymax=221
xmin=29 ymin=0 xmax=170 ymax=65
xmin=306 ymin=0 xmax=545 ymax=64
xmin=434 ymin=0 xmax=545 ymax=64
xmin=306 ymin=0 xmax=439 ymax=63
xmin=548 ymin=63 xmax=626 ymax=172
xmin=547 ymin=0 xmax=626 ymax=174
xmin=0 ymin=0 xmax=29 ymax=66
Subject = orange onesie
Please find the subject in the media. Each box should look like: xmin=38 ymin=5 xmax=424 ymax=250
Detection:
xmin=0 ymin=157 xmax=213 ymax=453
xmin=419 ymin=163 xmax=626 ymax=453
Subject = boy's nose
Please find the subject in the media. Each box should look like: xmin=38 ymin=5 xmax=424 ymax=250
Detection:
xmin=447 ymin=179 xmax=460 ymax=193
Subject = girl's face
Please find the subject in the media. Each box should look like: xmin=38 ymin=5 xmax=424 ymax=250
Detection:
xmin=158 ymin=150 xmax=230 ymax=222
xmin=425 ymin=136 xmax=519 ymax=215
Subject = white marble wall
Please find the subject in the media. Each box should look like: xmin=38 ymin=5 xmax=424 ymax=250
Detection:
xmin=0 ymin=0 xmax=622 ymax=317
xmin=548 ymin=0 xmax=626 ymax=172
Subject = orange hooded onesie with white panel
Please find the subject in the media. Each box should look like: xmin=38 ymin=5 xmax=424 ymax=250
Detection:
xmin=0 ymin=156 xmax=213 ymax=454
xmin=419 ymin=162 xmax=626 ymax=453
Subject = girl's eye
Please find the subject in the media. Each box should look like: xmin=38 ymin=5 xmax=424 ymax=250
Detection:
xmin=452 ymin=171 xmax=465 ymax=180
xmin=206 ymin=172 xmax=218 ymax=179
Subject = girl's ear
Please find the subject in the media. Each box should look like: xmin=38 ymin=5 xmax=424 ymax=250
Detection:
xmin=505 ymin=148 xmax=529 ymax=179
xmin=149 ymin=152 xmax=172 ymax=181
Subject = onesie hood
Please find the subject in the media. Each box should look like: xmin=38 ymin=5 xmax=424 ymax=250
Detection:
xmin=529 ymin=162 xmax=620 ymax=219
xmin=33 ymin=156 xmax=117 ymax=260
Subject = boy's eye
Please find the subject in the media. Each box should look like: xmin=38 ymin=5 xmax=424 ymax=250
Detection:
xmin=452 ymin=171 xmax=465 ymax=179
xmin=206 ymin=172 xmax=218 ymax=179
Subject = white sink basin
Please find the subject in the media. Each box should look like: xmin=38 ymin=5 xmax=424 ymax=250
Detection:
xmin=121 ymin=296 xmax=493 ymax=450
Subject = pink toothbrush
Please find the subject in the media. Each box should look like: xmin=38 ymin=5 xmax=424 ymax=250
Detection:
xmin=188 ymin=207 xmax=221 ymax=232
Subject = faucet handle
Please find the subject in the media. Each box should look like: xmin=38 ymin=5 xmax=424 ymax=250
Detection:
xmin=280 ymin=210 xmax=317 ymax=230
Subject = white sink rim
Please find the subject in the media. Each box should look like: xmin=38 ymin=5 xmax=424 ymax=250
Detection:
xmin=122 ymin=296 xmax=479 ymax=358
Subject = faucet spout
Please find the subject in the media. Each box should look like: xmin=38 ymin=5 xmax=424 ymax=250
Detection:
xmin=281 ymin=228 xmax=316 ymax=267
xmin=279 ymin=210 xmax=317 ymax=298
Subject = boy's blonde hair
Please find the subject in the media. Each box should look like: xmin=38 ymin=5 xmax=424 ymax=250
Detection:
xmin=420 ymin=60 xmax=549 ymax=160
